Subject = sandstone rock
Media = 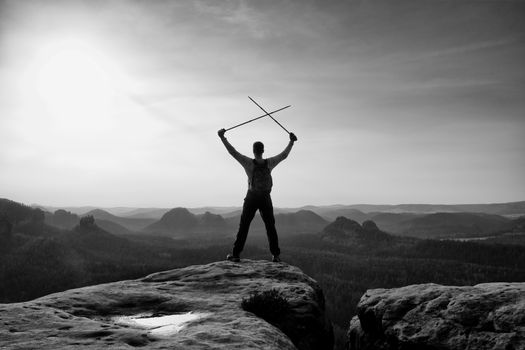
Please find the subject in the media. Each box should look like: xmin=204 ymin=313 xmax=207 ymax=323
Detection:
xmin=348 ymin=282 xmax=525 ymax=350
xmin=322 ymin=217 xmax=391 ymax=244
xmin=0 ymin=260 xmax=333 ymax=350
xmin=361 ymin=220 xmax=379 ymax=232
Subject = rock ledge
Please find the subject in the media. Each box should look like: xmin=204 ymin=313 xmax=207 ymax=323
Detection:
xmin=0 ymin=260 xmax=333 ymax=350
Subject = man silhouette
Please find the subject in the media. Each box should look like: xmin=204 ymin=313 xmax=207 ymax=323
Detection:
xmin=218 ymin=128 xmax=297 ymax=262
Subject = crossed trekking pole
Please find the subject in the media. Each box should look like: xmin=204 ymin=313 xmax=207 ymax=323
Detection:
xmin=225 ymin=97 xmax=292 ymax=135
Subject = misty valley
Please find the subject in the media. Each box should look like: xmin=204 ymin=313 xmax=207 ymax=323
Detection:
xmin=1 ymin=198 xmax=525 ymax=349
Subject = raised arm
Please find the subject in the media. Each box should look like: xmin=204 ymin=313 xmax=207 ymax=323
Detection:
xmin=218 ymin=129 xmax=251 ymax=165
xmin=268 ymin=132 xmax=298 ymax=168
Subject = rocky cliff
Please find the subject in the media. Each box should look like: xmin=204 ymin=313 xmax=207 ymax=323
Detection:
xmin=0 ymin=260 xmax=333 ymax=350
xmin=321 ymin=217 xmax=393 ymax=246
xmin=348 ymin=282 xmax=525 ymax=350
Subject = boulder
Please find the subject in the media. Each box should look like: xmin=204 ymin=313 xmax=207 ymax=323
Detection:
xmin=348 ymin=282 xmax=525 ymax=350
xmin=0 ymin=260 xmax=333 ymax=350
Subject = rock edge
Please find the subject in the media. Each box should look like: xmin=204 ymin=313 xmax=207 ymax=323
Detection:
xmin=0 ymin=259 xmax=333 ymax=350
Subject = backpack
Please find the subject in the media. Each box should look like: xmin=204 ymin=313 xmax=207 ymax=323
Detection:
xmin=251 ymin=159 xmax=273 ymax=193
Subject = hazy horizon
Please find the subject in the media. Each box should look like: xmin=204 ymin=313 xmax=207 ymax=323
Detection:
xmin=24 ymin=198 xmax=525 ymax=213
xmin=1 ymin=0 xmax=524 ymax=207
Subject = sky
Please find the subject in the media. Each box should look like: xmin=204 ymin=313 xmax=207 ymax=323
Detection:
xmin=1 ymin=0 xmax=524 ymax=208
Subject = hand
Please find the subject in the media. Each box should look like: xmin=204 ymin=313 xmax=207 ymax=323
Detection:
xmin=218 ymin=128 xmax=226 ymax=138
xmin=289 ymin=132 xmax=297 ymax=142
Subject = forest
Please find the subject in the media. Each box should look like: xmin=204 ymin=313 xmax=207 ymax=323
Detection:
xmin=1 ymin=198 xmax=524 ymax=349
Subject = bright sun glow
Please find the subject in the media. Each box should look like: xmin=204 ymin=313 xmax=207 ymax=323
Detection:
xmin=9 ymin=36 xmax=159 ymax=168
xmin=19 ymin=38 xmax=134 ymax=136
xmin=34 ymin=40 xmax=121 ymax=116
xmin=38 ymin=47 xmax=110 ymax=106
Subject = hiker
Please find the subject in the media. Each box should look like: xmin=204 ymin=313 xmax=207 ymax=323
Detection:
xmin=218 ymin=128 xmax=297 ymax=262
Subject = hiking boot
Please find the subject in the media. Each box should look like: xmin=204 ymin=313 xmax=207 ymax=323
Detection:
xmin=226 ymin=254 xmax=240 ymax=262
xmin=272 ymin=255 xmax=281 ymax=263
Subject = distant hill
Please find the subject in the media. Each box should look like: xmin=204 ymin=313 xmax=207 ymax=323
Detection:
xmin=506 ymin=216 xmax=525 ymax=233
xmin=85 ymin=209 xmax=155 ymax=232
xmin=151 ymin=207 xmax=198 ymax=230
xmin=367 ymin=212 xmax=424 ymax=234
xmin=277 ymin=210 xmax=329 ymax=231
xmin=477 ymin=216 xmax=525 ymax=246
xmin=145 ymin=207 xmax=229 ymax=237
xmin=187 ymin=206 xmax=244 ymax=215
xmin=1 ymin=198 xmax=43 ymax=225
xmin=312 ymin=201 xmax=525 ymax=216
xmin=33 ymin=205 xmax=149 ymax=216
xmin=121 ymin=208 xmax=171 ymax=219
xmin=1 ymin=198 xmax=59 ymax=238
xmin=33 ymin=205 xmax=100 ymax=216
xmin=401 ymin=212 xmax=511 ymax=239
xmin=313 ymin=208 xmax=369 ymax=222
xmin=123 ymin=206 xmax=243 ymax=219
xmin=44 ymin=209 xmax=134 ymax=236
xmin=446 ymin=202 xmax=525 ymax=216
xmin=95 ymin=219 xmax=135 ymax=236
xmin=225 ymin=210 xmax=328 ymax=235
xmin=354 ymin=212 xmax=512 ymax=239
xmin=245 ymin=201 xmax=525 ymax=222
xmin=221 ymin=209 xmax=243 ymax=218
xmin=61 ymin=219 xmax=148 ymax=259
xmin=44 ymin=209 xmax=79 ymax=229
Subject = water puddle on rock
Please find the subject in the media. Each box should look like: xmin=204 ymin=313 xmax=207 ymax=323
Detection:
xmin=113 ymin=312 xmax=210 ymax=336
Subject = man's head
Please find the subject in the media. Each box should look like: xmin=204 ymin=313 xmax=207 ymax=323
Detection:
xmin=253 ymin=141 xmax=264 ymax=156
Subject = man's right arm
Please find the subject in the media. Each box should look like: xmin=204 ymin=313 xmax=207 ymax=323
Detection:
xmin=218 ymin=129 xmax=250 ymax=165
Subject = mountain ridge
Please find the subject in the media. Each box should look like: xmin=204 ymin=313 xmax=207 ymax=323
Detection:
xmin=31 ymin=200 xmax=525 ymax=219
xmin=16 ymin=198 xmax=525 ymax=239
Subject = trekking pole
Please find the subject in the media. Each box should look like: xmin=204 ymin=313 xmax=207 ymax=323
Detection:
xmin=225 ymin=105 xmax=291 ymax=131
xmin=248 ymin=96 xmax=291 ymax=134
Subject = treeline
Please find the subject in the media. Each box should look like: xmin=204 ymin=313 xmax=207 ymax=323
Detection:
xmin=0 ymin=232 xmax=232 ymax=302
xmin=284 ymin=233 xmax=525 ymax=270
xmin=396 ymin=239 xmax=525 ymax=269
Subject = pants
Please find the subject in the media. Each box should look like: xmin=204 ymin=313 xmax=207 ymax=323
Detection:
xmin=233 ymin=190 xmax=280 ymax=256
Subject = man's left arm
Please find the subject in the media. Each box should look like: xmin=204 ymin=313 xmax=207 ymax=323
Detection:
xmin=268 ymin=132 xmax=297 ymax=168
